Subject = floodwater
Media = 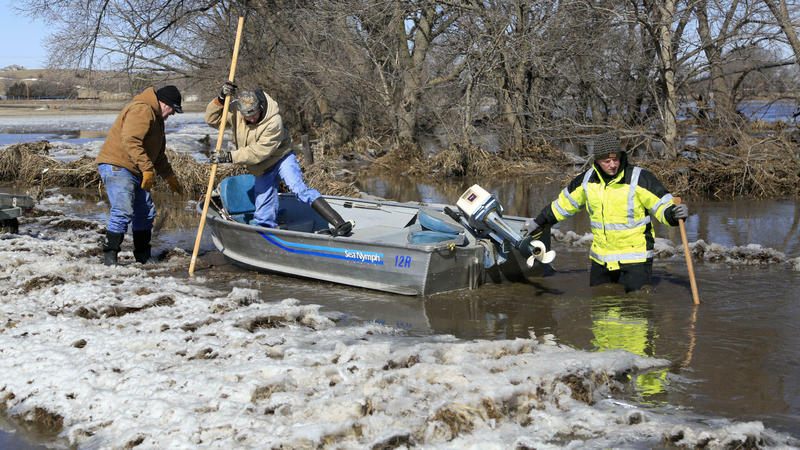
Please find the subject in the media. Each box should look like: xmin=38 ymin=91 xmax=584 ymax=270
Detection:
xmin=2 ymin=176 xmax=798 ymax=446
xmin=1 ymin=112 xmax=799 ymax=446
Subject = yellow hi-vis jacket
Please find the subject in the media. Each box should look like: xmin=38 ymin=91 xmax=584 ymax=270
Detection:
xmin=539 ymin=156 xmax=678 ymax=271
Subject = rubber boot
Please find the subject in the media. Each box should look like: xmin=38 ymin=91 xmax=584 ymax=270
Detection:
xmin=132 ymin=229 xmax=154 ymax=264
xmin=103 ymin=231 xmax=124 ymax=266
xmin=311 ymin=198 xmax=354 ymax=236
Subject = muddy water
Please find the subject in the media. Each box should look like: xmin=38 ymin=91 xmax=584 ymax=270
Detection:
xmin=354 ymin=176 xmax=800 ymax=438
xmin=2 ymin=177 xmax=800 ymax=445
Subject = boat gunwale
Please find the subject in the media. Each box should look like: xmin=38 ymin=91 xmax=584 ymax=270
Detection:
xmin=201 ymin=195 xmax=502 ymax=253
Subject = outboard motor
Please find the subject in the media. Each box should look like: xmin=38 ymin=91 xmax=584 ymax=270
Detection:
xmin=449 ymin=184 xmax=555 ymax=267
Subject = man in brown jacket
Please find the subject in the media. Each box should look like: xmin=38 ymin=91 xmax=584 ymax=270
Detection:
xmin=96 ymin=85 xmax=185 ymax=265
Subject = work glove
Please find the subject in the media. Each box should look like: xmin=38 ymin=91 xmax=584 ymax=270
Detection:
xmin=210 ymin=150 xmax=232 ymax=164
xmin=521 ymin=217 xmax=544 ymax=240
xmin=672 ymin=203 xmax=689 ymax=220
xmin=166 ymin=174 xmax=184 ymax=195
xmin=141 ymin=171 xmax=154 ymax=190
xmin=217 ymin=81 xmax=237 ymax=103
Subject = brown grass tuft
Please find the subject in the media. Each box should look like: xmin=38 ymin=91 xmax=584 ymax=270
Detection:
xmin=22 ymin=274 xmax=66 ymax=294
xmin=11 ymin=406 xmax=64 ymax=439
xmin=245 ymin=315 xmax=286 ymax=332
xmin=560 ymin=374 xmax=594 ymax=405
xmin=433 ymin=403 xmax=476 ymax=439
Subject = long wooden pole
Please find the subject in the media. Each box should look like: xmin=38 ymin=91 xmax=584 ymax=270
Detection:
xmin=189 ymin=16 xmax=244 ymax=276
xmin=674 ymin=197 xmax=700 ymax=304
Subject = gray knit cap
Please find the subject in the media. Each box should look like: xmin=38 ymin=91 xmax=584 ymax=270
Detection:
xmin=590 ymin=133 xmax=624 ymax=158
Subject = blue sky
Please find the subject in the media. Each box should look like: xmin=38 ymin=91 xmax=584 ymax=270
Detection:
xmin=0 ymin=0 xmax=50 ymax=69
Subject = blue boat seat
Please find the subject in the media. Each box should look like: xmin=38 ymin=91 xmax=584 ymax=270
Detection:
xmin=408 ymin=208 xmax=464 ymax=244
xmin=218 ymin=174 xmax=256 ymax=224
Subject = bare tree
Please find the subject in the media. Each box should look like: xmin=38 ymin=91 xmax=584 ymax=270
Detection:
xmin=18 ymin=0 xmax=224 ymax=86
xmin=761 ymin=0 xmax=800 ymax=67
xmin=13 ymin=0 xmax=800 ymax=158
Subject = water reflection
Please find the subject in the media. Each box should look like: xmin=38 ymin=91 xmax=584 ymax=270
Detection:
xmin=589 ymin=299 xmax=668 ymax=397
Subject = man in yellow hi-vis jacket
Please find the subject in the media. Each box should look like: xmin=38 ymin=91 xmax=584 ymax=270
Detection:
xmin=523 ymin=133 xmax=689 ymax=292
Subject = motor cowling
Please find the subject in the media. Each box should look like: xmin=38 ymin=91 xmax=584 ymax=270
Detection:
xmin=455 ymin=184 xmax=555 ymax=266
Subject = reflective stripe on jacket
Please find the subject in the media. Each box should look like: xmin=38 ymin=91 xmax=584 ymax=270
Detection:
xmin=545 ymin=159 xmax=675 ymax=270
xmin=205 ymin=89 xmax=293 ymax=177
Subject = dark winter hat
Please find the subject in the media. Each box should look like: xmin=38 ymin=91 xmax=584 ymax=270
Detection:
xmin=235 ymin=90 xmax=263 ymax=117
xmin=590 ymin=133 xmax=624 ymax=158
xmin=155 ymin=85 xmax=183 ymax=113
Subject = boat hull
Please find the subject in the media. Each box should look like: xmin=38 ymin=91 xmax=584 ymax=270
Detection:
xmin=201 ymin=193 xmax=546 ymax=296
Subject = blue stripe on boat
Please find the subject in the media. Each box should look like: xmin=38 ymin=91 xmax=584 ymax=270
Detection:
xmin=259 ymin=231 xmax=384 ymax=265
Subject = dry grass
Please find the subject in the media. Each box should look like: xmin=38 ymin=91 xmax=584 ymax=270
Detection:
xmin=640 ymin=130 xmax=800 ymax=199
xmin=366 ymin=140 xmax=571 ymax=179
xmin=0 ymin=141 xmax=360 ymax=199
xmin=3 ymin=126 xmax=799 ymax=201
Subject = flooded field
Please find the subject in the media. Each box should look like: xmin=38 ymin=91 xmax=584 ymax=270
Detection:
xmin=1 ymin=113 xmax=799 ymax=447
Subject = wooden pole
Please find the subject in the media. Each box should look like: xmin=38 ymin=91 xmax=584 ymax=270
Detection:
xmin=674 ymin=197 xmax=700 ymax=304
xmin=189 ymin=16 xmax=244 ymax=276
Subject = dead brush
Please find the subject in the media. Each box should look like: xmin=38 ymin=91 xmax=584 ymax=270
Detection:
xmin=323 ymin=136 xmax=385 ymax=160
xmin=300 ymin=156 xmax=360 ymax=197
xmin=641 ymin=130 xmax=800 ymax=199
xmin=429 ymin=143 xmax=498 ymax=177
xmin=369 ymin=138 xmax=428 ymax=176
xmin=367 ymin=140 xmax=574 ymax=181
xmin=0 ymin=141 xmax=358 ymax=199
xmin=0 ymin=142 xmax=100 ymax=192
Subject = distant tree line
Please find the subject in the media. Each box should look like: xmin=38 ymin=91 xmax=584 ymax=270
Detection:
xmin=15 ymin=0 xmax=800 ymax=156
xmin=5 ymin=80 xmax=77 ymax=99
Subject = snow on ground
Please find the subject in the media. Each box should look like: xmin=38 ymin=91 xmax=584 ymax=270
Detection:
xmin=1 ymin=196 xmax=798 ymax=449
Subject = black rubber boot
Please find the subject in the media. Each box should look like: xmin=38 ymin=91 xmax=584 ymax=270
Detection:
xmin=132 ymin=229 xmax=154 ymax=264
xmin=311 ymin=198 xmax=354 ymax=236
xmin=103 ymin=231 xmax=124 ymax=266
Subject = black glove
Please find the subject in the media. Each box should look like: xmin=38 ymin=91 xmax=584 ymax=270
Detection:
xmin=521 ymin=217 xmax=544 ymax=239
xmin=672 ymin=203 xmax=689 ymax=220
xmin=210 ymin=150 xmax=232 ymax=164
xmin=217 ymin=81 xmax=237 ymax=103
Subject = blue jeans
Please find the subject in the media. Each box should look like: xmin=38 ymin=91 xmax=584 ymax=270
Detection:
xmin=98 ymin=164 xmax=156 ymax=233
xmin=253 ymin=152 xmax=321 ymax=227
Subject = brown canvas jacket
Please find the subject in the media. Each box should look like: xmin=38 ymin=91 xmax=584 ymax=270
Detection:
xmin=95 ymin=87 xmax=175 ymax=179
xmin=205 ymin=91 xmax=293 ymax=176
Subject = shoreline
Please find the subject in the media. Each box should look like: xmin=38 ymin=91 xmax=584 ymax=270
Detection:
xmin=0 ymin=100 xmax=206 ymax=116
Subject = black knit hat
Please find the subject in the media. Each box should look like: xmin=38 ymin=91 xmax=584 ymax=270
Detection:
xmin=155 ymin=85 xmax=183 ymax=113
xmin=590 ymin=133 xmax=623 ymax=158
